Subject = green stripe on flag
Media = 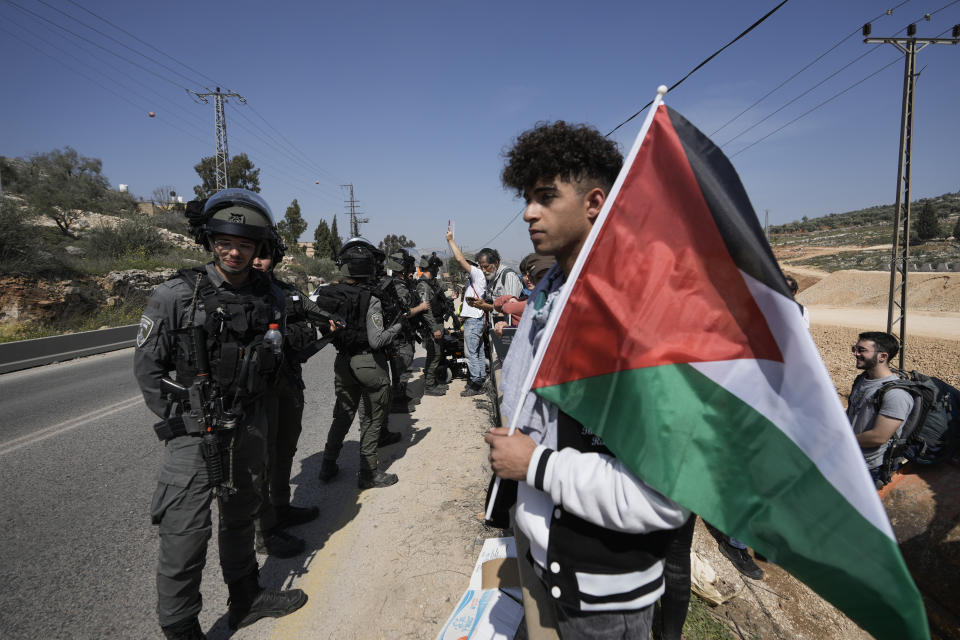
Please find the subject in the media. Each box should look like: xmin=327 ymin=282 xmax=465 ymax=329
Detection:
xmin=535 ymin=363 xmax=928 ymax=640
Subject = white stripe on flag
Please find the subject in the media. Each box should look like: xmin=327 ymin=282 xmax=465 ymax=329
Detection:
xmin=690 ymin=270 xmax=892 ymax=538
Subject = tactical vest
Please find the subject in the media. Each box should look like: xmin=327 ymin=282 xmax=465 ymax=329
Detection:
xmin=317 ymin=282 xmax=373 ymax=355
xmin=376 ymin=275 xmax=415 ymax=343
xmin=422 ymin=276 xmax=447 ymax=321
xmin=172 ymin=268 xmax=283 ymax=402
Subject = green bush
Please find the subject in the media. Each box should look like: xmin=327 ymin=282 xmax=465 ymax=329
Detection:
xmin=0 ymin=203 xmax=76 ymax=277
xmin=69 ymin=247 xmax=204 ymax=275
xmin=82 ymin=219 xmax=169 ymax=259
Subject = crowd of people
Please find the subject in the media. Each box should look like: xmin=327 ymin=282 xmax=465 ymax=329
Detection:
xmin=134 ymin=119 xmax=915 ymax=640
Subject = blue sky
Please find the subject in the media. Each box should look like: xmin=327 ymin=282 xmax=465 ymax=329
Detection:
xmin=1 ymin=0 xmax=958 ymax=261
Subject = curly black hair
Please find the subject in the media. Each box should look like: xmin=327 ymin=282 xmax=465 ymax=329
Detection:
xmin=501 ymin=121 xmax=623 ymax=196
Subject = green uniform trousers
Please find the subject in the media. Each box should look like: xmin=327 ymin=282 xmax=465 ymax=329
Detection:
xmin=255 ymin=372 xmax=305 ymax=533
xmin=422 ymin=335 xmax=442 ymax=387
xmin=150 ymin=405 xmax=267 ymax=627
xmin=323 ymin=351 xmax=390 ymax=472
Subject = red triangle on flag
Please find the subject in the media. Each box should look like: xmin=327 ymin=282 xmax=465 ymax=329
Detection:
xmin=533 ymin=106 xmax=783 ymax=390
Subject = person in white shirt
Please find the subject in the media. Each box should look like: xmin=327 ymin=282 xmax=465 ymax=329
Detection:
xmin=446 ymin=228 xmax=489 ymax=397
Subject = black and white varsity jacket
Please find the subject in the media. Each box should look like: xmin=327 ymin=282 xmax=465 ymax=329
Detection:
xmin=516 ymin=410 xmax=690 ymax=612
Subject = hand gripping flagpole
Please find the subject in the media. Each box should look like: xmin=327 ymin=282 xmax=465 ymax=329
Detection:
xmin=485 ymin=85 xmax=669 ymax=522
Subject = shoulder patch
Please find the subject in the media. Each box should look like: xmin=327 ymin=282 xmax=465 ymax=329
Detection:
xmin=136 ymin=315 xmax=155 ymax=348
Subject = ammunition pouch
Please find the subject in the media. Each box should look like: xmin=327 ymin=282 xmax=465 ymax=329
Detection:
xmin=152 ymin=412 xmax=204 ymax=442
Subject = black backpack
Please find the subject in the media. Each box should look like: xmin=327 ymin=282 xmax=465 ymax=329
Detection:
xmin=876 ymin=368 xmax=960 ymax=485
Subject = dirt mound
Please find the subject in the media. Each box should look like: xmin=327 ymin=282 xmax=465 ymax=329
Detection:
xmin=782 ymin=268 xmax=824 ymax=293
xmin=797 ymin=270 xmax=960 ymax=313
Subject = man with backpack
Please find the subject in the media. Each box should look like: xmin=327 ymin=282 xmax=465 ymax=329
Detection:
xmin=847 ymin=331 xmax=914 ymax=486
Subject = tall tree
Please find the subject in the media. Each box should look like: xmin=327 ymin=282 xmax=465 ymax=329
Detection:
xmin=915 ymin=202 xmax=940 ymax=241
xmin=329 ymin=214 xmax=343 ymax=257
xmin=313 ymin=219 xmax=333 ymax=259
xmin=192 ymin=153 xmax=261 ymax=199
xmin=23 ymin=147 xmax=109 ymax=237
xmin=378 ymin=233 xmax=416 ymax=257
xmin=276 ymin=198 xmax=307 ymax=252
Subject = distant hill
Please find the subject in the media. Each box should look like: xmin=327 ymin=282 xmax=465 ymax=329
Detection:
xmin=767 ymin=191 xmax=960 ymax=272
xmin=768 ymin=191 xmax=960 ymax=236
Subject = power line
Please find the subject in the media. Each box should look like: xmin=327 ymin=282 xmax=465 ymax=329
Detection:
xmin=5 ymin=13 xmax=211 ymax=138
xmin=1 ymin=2 xmax=344 ymax=203
xmin=479 ymin=207 xmax=525 ymax=248
xmin=227 ymin=110 xmax=344 ymax=202
xmin=710 ymin=0 xmax=915 ymax=137
xmin=606 ymin=0 xmax=791 ymax=137
xmin=48 ymin=0 xmax=345 ymax=187
xmin=0 ymin=23 xmax=210 ymax=150
xmin=3 ymin=0 xmax=344 ymax=195
xmin=61 ymin=0 xmax=223 ymax=88
xmin=2 ymin=0 xmax=189 ymax=90
xmin=728 ymin=55 xmax=903 ymax=158
xmin=31 ymin=0 xmax=205 ymax=88
xmin=245 ymin=104 xmax=347 ymax=186
xmin=719 ymin=47 xmax=880 ymax=147
xmin=721 ymin=4 xmax=960 ymax=152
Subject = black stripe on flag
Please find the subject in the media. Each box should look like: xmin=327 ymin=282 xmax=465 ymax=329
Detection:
xmin=666 ymin=107 xmax=792 ymax=300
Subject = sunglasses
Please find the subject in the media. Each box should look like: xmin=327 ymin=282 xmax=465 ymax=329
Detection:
xmin=850 ymin=345 xmax=873 ymax=354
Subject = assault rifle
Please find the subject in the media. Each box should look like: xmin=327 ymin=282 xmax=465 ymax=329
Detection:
xmin=159 ymin=324 xmax=239 ymax=499
xmin=295 ymin=308 xmax=347 ymax=363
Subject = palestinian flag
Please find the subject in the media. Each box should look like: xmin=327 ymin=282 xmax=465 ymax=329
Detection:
xmin=526 ymin=94 xmax=928 ymax=639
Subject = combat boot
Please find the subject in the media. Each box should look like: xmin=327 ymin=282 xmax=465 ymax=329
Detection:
xmin=358 ymin=468 xmax=398 ymax=490
xmin=317 ymin=459 xmax=339 ymax=483
xmin=274 ymin=504 xmax=320 ymax=529
xmin=227 ymin=571 xmax=308 ymax=630
xmin=378 ymin=428 xmax=403 ymax=446
xmin=423 ymin=383 xmax=447 ymax=396
xmin=161 ymin=616 xmax=205 ymax=640
xmin=255 ymin=528 xmax=305 ymax=558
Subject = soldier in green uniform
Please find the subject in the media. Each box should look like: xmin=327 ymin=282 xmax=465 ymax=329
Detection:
xmin=417 ymin=252 xmax=449 ymax=396
xmin=381 ymin=249 xmax=429 ymax=414
xmin=250 ymin=242 xmax=330 ymax=558
xmin=316 ymin=238 xmax=404 ymax=489
xmin=134 ymin=189 xmax=306 ymax=640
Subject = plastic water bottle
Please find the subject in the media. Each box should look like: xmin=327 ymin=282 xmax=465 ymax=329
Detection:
xmin=264 ymin=323 xmax=283 ymax=355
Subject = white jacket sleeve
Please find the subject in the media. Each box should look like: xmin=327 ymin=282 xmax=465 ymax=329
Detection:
xmin=525 ymin=445 xmax=690 ymax=534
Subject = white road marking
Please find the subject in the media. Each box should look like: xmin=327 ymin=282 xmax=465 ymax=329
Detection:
xmin=0 ymin=395 xmax=145 ymax=456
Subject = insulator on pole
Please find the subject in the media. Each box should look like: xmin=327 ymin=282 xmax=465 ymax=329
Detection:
xmin=907 ymin=23 xmax=917 ymax=36
xmin=863 ymin=22 xmax=872 ymax=37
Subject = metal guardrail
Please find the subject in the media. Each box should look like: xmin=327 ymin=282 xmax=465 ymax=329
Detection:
xmin=0 ymin=324 xmax=138 ymax=375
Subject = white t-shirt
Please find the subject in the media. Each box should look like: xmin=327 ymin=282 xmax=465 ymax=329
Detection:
xmin=459 ymin=265 xmax=486 ymax=319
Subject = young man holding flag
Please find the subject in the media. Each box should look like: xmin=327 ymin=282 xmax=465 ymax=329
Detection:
xmin=486 ymin=121 xmax=690 ymax=639
xmin=487 ymin=88 xmax=928 ymax=640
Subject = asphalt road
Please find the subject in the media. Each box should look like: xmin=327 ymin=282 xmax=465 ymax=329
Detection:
xmin=0 ymin=345 xmax=340 ymax=640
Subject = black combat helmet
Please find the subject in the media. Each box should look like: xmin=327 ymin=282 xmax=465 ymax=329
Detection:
xmin=188 ymin=188 xmax=277 ymax=258
xmin=337 ymin=237 xmax=379 ymax=280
